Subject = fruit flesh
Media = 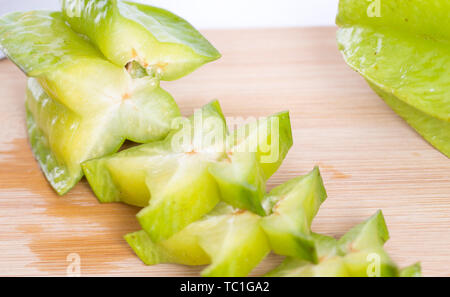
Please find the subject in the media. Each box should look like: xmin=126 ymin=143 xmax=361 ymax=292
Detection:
xmin=230 ymin=112 xmax=293 ymax=179
xmin=84 ymin=101 xmax=228 ymax=241
xmin=266 ymin=211 xmax=420 ymax=277
xmin=337 ymin=210 xmax=389 ymax=254
xmin=260 ymin=167 xmax=327 ymax=262
xmin=210 ymin=111 xmax=293 ymax=214
xmin=61 ymin=0 xmax=221 ymax=81
xmin=26 ymin=79 xmax=124 ymax=193
xmin=336 ymin=0 xmax=450 ymax=156
xmin=208 ymin=152 xmax=267 ymax=216
xmin=137 ymin=155 xmax=222 ymax=242
xmin=0 ymin=11 xmax=180 ymax=194
xmin=83 ymin=101 xmax=293 ymax=240
xmin=198 ymin=209 xmax=270 ymax=277
xmin=126 ymin=169 xmax=326 ymax=276
xmin=126 ymin=203 xmax=270 ymax=277
xmin=399 ymin=263 xmax=422 ymax=277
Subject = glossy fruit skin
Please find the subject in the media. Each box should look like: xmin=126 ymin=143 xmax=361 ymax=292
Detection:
xmin=266 ymin=211 xmax=421 ymax=277
xmin=125 ymin=203 xmax=270 ymax=277
xmin=61 ymin=0 xmax=221 ymax=81
xmin=370 ymin=82 xmax=449 ymax=157
xmin=337 ymin=0 xmax=450 ymax=157
xmin=260 ymin=167 xmax=327 ymax=263
xmin=0 ymin=11 xmax=180 ymax=194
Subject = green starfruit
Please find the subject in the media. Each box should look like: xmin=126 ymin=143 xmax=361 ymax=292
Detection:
xmin=266 ymin=211 xmax=421 ymax=277
xmin=125 ymin=203 xmax=270 ymax=277
xmin=260 ymin=166 xmax=327 ymax=263
xmin=0 ymin=11 xmax=180 ymax=194
xmin=61 ymin=0 xmax=221 ymax=81
xmin=336 ymin=0 xmax=450 ymax=157
xmin=83 ymin=101 xmax=293 ymax=241
xmin=209 ymin=111 xmax=293 ymax=216
xmin=125 ymin=168 xmax=325 ymax=277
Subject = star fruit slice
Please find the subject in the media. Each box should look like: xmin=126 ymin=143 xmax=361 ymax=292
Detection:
xmin=336 ymin=0 xmax=450 ymax=157
xmin=0 ymin=11 xmax=180 ymax=194
xmin=125 ymin=169 xmax=326 ymax=276
xmin=83 ymin=102 xmax=293 ymax=241
xmin=399 ymin=263 xmax=422 ymax=277
xmin=265 ymin=234 xmax=349 ymax=277
xmin=61 ymin=0 xmax=221 ymax=81
xmin=84 ymin=101 xmax=227 ymax=241
xmin=260 ymin=166 xmax=327 ymax=263
xmin=209 ymin=111 xmax=293 ymax=215
xmin=267 ymin=211 xmax=421 ymax=277
xmin=125 ymin=203 xmax=270 ymax=277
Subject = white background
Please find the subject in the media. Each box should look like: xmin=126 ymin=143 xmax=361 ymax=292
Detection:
xmin=0 ymin=0 xmax=339 ymax=29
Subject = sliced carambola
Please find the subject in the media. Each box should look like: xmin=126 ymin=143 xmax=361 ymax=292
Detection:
xmin=0 ymin=11 xmax=180 ymax=194
xmin=267 ymin=211 xmax=421 ymax=277
xmin=399 ymin=263 xmax=422 ymax=277
xmin=209 ymin=152 xmax=267 ymax=216
xmin=84 ymin=101 xmax=226 ymax=241
xmin=265 ymin=234 xmax=349 ymax=277
xmin=336 ymin=0 xmax=450 ymax=156
xmin=260 ymin=167 xmax=327 ymax=263
xmin=209 ymin=112 xmax=293 ymax=215
xmin=83 ymin=101 xmax=293 ymax=240
xmin=137 ymin=157 xmax=222 ymax=242
xmin=229 ymin=111 xmax=293 ymax=179
xmin=269 ymin=249 xmax=396 ymax=277
xmin=125 ymin=203 xmax=270 ymax=277
xmin=336 ymin=211 xmax=397 ymax=277
xmin=198 ymin=206 xmax=270 ymax=277
xmin=26 ymin=79 xmax=123 ymax=193
xmin=61 ymin=0 xmax=221 ymax=81
xmin=337 ymin=210 xmax=389 ymax=254
xmin=126 ymin=171 xmax=328 ymax=276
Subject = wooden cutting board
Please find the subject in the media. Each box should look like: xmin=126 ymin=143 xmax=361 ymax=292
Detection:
xmin=0 ymin=27 xmax=448 ymax=277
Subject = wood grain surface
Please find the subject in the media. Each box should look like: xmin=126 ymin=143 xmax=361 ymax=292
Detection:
xmin=0 ymin=27 xmax=448 ymax=277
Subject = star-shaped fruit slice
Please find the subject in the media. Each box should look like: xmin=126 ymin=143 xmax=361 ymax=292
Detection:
xmin=83 ymin=101 xmax=293 ymax=241
xmin=126 ymin=203 xmax=270 ymax=277
xmin=209 ymin=111 xmax=293 ymax=215
xmin=260 ymin=166 xmax=327 ymax=263
xmin=61 ymin=0 xmax=221 ymax=81
xmin=125 ymin=168 xmax=326 ymax=277
xmin=266 ymin=211 xmax=421 ymax=277
xmin=0 ymin=11 xmax=180 ymax=194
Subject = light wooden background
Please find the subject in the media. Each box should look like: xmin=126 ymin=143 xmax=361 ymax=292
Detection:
xmin=0 ymin=27 xmax=448 ymax=277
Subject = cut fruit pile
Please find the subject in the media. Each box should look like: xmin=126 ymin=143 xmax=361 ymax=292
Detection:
xmin=0 ymin=0 xmax=421 ymax=277
xmin=337 ymin=0 xmax=450 ymax=157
